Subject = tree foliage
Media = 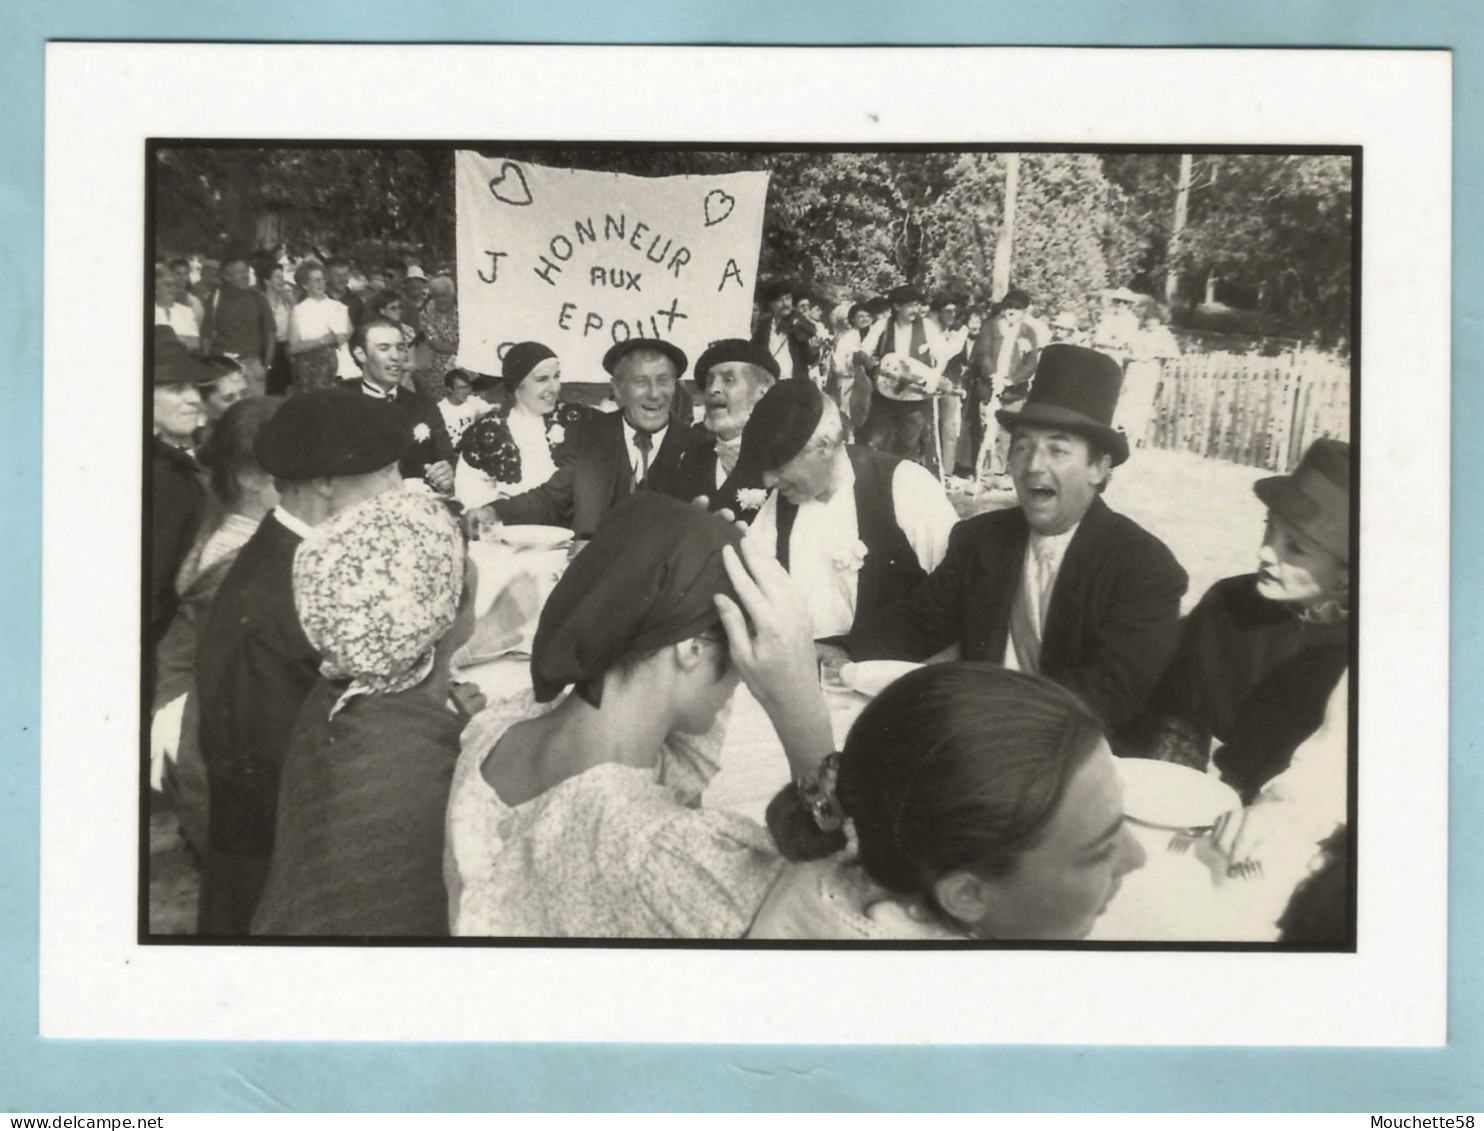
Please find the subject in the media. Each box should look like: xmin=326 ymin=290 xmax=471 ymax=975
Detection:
xmin=152 ymin=146 xmax=1352 ymax=342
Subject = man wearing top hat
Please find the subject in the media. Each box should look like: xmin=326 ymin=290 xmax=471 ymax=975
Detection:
xmin=850 ymin=344 xmax=1188 ymax=750
xmin=150 ymin=326 xmax=210 ymax=648
xmin=337 ymin=317 xmax=457 ymax=494
xmin=740 ymin=379 xmax=959 ymax=647
xmin=493 ymin=338 xmax=700 ymax=538
xmin=855 ymin=283 xmax=953 ymax=474
xmin=668 ymin=338 xmax=779 ymax=522
xmin=194 ymin=389 xmax=411 ymax=935
xmin=1143 ymin=438 xmax=1351 ymax=800
xmin=751 ymin=279 xmax=822 ymax=384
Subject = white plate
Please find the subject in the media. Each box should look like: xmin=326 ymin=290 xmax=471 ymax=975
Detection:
xmin=494 ymin=524 xmax=573 ymax=550
xmin=839 ymin=660 xmax=923 ymax=698
xmin=1115 ymin=757 xmax=1240 ymax=831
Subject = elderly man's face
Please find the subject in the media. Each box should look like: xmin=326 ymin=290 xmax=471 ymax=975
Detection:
xmin=703 ymin=361 xmax=772 ymax=443
xmin=153 ymin=381 xmax=203 ymax=444
xmin=612 ymin=351 xmax=677 ymax=434
xmin=764 ymin=436 xmax=839 ymax=506
xmin=354 ymin=324 xmax=409 ymax=392
xmin=1009 ymin=425 xmax=1110 ymax=536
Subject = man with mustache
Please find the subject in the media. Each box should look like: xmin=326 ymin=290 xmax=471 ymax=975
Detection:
xmin=850 ymin=344 xmax=1187 ymax=752
xmin=669 ymin=339 xmax=779 ymax=521
xmin=493 ymin=338 xmax=700 ymax=538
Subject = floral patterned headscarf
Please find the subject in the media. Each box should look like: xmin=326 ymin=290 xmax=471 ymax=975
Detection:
xmin=294 ymin=489 xmax=466 ymax=718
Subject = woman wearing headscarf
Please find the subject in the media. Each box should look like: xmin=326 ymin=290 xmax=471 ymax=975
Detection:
xmin=444 ymin=493 xmax=835 ymax=938
xmin=1144 ymin=439 xmax=1351 ymax=802
xmin=453 ymin=341 xmax=595 ymax=511
xmin=250 ymin=490 xmax=481 ymax=937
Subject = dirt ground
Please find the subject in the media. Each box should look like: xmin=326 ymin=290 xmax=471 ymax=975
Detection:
xmin=147 ymin=445 xmax=1269 ymax=933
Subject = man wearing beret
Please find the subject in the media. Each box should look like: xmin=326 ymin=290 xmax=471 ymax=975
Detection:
xmin=493 ymin=338 xmax=699 ymax=537
xmin=338 ymin=318 xmax=456 ymax=494
xmin=669 ymin=339 xmax=779 ymax=521
xmin=751 ymin=280 xmax=822 ymax=384
xmin=740 ymin=380 xmax=959 ymax=646
xmin=855 ymin=283 xmax=953 ymax=474
xmin=851 ymin=344 xmax=1188 ymax=751
xmin=194 ymin=389 xmax=411 ymax=935
xmin=150 ymin=327 xmax=210 ymax=649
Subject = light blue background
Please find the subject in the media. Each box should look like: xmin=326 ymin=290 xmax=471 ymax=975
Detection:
xmin=4 ymin=1 xmax=1478 ymax=1112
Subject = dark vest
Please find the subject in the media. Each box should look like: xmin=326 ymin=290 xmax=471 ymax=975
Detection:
xmin=776 ymin=447 xmax=926 ymax=636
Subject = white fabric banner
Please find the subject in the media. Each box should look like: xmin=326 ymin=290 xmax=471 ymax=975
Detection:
xmin=454 ymin=153 xmax=770 ymax=382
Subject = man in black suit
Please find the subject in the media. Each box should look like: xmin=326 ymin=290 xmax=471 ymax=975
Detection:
xmin=751 ymin=279 xmax=821 ymax=383
xmin=850 ymin=344 xmax=1187 ymax=749
xmin=493 ymin=338 xmax=699 ymax=537
xmin=338 ymin=318 xmax=456 ymax=494
xmin=193 ymin=390 xmax=409 ymax=935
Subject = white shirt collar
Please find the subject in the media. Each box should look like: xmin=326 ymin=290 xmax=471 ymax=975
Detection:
xmin=1027 ymin=521 xmax=1081 ymax=564
xmin=272 ymin=506 xmax=315 ymax=540
xmin=621 ymin=417 xmax=668 ymax=474
xmin=359 ymin=378 xmax=396 ymax=401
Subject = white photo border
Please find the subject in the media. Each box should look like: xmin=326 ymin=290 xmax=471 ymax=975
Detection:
xmin=41 ymin=43 xmax=1449 ymax=1045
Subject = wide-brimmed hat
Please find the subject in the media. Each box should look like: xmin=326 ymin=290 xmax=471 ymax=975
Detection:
xmin=602 ymin=337 xmax=688 ymax=380
xmin=887 ymin=283 xmax=924 ymax=306
xmin=153 ymin=330 xmax=215 ymax=387
xmin=1253 ymin=438 xmax=1351 ymax=562
xmin=995 ymin=344 xmax=1129 ymax=466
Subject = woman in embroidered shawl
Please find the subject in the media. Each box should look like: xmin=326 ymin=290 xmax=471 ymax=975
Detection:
xmin=250 ymin=490 xmax=481 ymax=937
xmin=453 ymin=341 xmax=594 ymax=511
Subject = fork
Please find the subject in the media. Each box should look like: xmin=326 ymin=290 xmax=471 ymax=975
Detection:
xmin=1227 ymin=859 xmax=1264 ymax=880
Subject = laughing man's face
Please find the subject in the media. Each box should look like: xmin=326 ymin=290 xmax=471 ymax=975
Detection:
xmin=1008 ymin=425 xmax=1110 ymax=536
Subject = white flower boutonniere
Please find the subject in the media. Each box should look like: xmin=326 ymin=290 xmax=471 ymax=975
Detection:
xmin=547 ymin=424 xmax=566 ymax=445
xmin=412 ymin=422 xmax=431 ymax=443
xmin=832 ymin=539 xmax=869 ymax=573
xmin=736 ymin=487 xmax=768 ymax=511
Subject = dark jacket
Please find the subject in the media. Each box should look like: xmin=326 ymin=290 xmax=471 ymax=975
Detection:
xmin=150 ymin=437 xmax=205 ymax=648
xmin=751 ymin=313 xmax=822 ymax=383
xmin=1147 ymin=573 xmax=1349 ymax=801
xmin=194 ymin=513 xmax=320 ymax=934
xmin=336 ymin=379 xmax=455 ymax=482
xmin=494 ymin=410 xmax=698 ymax=537
xmin=667 ymin=425 xmax=765 ymax=522
xmin=849 ymin=496 xmax=1187 ymax=744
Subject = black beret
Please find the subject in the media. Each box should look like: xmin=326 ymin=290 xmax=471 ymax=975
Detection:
xmin=694 ymin=338 xmax=781 ymax=383
xmin=601 ymin=337 xmax=688 ymax=380
xmin=888 ymin=283 xmax=924 ymax=305
xmin=738 ymin=377 xmax=825 ymax=476
xmin=531 ymin=493 xmax=743 ymax=705
xmin=253 ymin=388 xmax=412 ymax=480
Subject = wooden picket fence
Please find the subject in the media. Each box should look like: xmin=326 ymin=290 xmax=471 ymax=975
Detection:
xmin=1145 ymin=350 xmax=1352 ymax=472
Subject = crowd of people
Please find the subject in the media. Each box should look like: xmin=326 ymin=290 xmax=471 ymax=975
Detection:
xmin=148 ymin=250 xmax=1353 ymax=943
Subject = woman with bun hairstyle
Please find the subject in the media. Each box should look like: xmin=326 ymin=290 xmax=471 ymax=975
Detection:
xmin=751 ymin=663 xmax=1146 ymax=941
xmin=454 ymin=341 xmax=596 ymax=511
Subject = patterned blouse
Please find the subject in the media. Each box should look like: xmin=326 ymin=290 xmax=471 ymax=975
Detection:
xmin=454 ymin=401 xmax=594 ymax=510
xmin=443 ymin=692 xmax=783 ymax=939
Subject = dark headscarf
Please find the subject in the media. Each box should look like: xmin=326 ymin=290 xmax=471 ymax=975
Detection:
xmin=501 ymin=341 xmax=557 ymax=396
xmin=531 ymin=493 xmax=744 ymax=705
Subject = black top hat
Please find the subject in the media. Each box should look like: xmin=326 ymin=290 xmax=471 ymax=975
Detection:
xmin=601 ymin=337 xmax=688 ymax=380
xmin=996 ymin=344 xmax=1129 ymax=466
xmin=887 ymin=283 xmax=924 ymax=306
xmin=1253 ymin=438 xmax=1351 ymax=562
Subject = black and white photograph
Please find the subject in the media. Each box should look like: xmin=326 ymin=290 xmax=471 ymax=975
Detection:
xmin=144 ymin=140 xmax=1357 ymax=947
xmin=41 ymin=44 xmax=1447 ymax=1046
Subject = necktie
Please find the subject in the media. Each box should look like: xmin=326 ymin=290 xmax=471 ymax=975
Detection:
xmin=1009 ymin=541 xmax=1058 ymax=673
xmin=634 ymin=428 xmax=653 ymax=488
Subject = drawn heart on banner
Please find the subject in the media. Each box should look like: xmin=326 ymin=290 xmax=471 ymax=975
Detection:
xmin=703 ymin=188 xmax=735 ymax=227
xmin=488 ymin=162 xmax=534 ymax=207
